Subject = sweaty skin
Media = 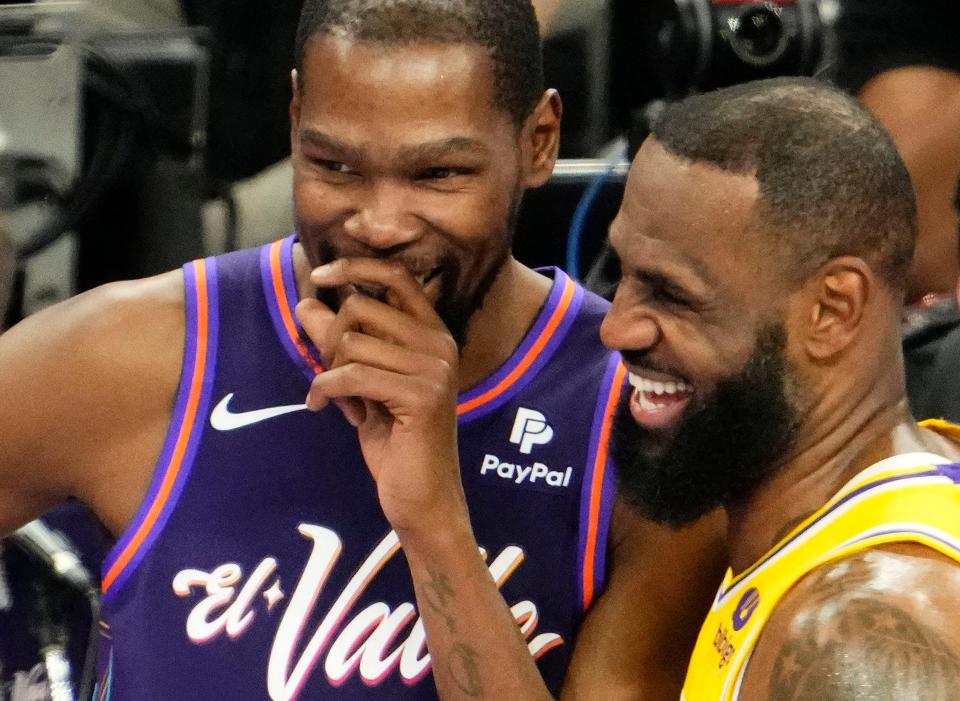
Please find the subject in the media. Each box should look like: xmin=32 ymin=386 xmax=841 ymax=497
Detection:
xmin=0 ymin=37 xmax=725 ymax=701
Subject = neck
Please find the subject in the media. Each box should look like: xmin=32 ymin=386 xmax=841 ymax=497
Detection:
xmin=725 ymin=377 xmax=946 ymax=574
xmin=456 ymin=257 xmax=552 ymax=391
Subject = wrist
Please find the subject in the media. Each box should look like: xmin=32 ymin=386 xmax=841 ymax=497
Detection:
xmin=394 ymin=501 xmax=478 ymax=565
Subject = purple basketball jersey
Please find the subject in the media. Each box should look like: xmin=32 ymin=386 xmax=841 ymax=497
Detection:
xmin=96 ymin=236 xmax=624 ymax=700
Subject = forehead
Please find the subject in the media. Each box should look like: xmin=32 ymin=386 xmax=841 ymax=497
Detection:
xmin=611 ymin=139 xmax=765 ymax=289
xmin=298 ymin=36 xmax=512 ymax=141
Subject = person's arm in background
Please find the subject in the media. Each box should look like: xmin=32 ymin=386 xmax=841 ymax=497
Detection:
xmin=859 ymin=67 xmax=960 ymax=302
xmin=835 ymin=0 xmax=960 ymax=302
xmin=533 ymin=0 xmax=563 ymax=33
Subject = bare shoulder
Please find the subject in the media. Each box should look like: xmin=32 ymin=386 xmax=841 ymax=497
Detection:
xmin=561 ymin=499 xmax=727 ymax=700
xmin=0 ymin=270 xmax=186 ymax=533
xmin=742 ymin=545 xmax=960 ymax=701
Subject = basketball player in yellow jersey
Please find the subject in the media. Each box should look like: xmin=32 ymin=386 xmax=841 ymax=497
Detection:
xmin=600 ymin=76 xmax=960 ymax=700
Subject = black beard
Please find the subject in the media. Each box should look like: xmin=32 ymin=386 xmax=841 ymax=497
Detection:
xmin=612 ymin=324 xmax=801 ymax=527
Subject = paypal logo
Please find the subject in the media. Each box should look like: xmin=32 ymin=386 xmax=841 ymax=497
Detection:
xmin=509 ymin=408 xmax=554 ymax=455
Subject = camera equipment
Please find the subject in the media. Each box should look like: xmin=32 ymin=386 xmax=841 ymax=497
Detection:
xmin=635 ymin=0 xmax=837 ymax=98
xmin=0 ymin=1 xmax=209 ymax=324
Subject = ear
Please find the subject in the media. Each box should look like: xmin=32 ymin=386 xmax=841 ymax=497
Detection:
xmin=791 ymin=257 xmax=873 ymax=361
xmin=521 ymin=89 xmax=563 ymax=189
xmin=290 ymin=69 xmax=302 ymax=155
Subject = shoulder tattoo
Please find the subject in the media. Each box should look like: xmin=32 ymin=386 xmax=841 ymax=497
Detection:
xmin=768 ymin=596 xmax=960 ymax=700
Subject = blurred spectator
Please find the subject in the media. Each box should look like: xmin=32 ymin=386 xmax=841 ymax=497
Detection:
xmin=836 ymin=1 xmax=960 ymax=422
xmin=836 ymin=0 xmax=960 ymax=303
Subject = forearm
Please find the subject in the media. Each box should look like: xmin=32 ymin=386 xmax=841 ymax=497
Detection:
xmin=400 ymin=520 xmax=555 ymax=701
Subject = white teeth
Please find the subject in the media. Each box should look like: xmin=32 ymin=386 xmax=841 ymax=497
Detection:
xmin=638 ymin=392 xmax=658 ymax=411
xmin=628 ymin=371 xmax=692 ymax=397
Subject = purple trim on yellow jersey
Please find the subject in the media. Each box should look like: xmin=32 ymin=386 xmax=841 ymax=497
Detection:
xmin=940 ymin=462 xmax=960 ymax=483
xmin=718 ymin=467 xmax=948 ymax=602
xmin=101 ymin=258 xmax=220 ymax=599
xmin=458 ymin=270 xmax=583 ymax=423
xmin=576 ymin=354 xmax=626 ymax=610
xmin=843 ymin=523 xmax=960 ymax=554
xmin=260 ymin=236 xmax=323 ymax=380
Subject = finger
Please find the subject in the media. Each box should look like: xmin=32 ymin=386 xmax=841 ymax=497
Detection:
xmin=311 ymin=258 xmax=442 ymax=326
xmin=307 ymin=364 xmax=451 ymax=422
xmin=295 ymin=298 xmax=336 ymax=361
xmin=327 ymin=330 xmax=455 ymax=382
xmin=334 ymin=398 xmax=366 ymax=427
xmin=323 ymin=293 xmax=458 ymax=363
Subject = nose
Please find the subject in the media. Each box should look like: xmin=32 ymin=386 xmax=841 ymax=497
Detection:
xmin=343 ymin=182 xmax=423 ymax=251
xmin=600 ymin=288 xmax=661 ymax=354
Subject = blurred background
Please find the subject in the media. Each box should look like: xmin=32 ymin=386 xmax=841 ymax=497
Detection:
xmin=0 ymin=1 xmax=957 ymax=698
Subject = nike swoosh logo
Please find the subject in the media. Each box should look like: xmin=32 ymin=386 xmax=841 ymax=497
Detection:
xmin=210 ymin=393 xmax=309 ymax=431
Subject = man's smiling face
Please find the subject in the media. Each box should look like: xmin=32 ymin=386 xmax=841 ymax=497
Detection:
xmin=290 ymin=36 xmax=532 ymax=345
xmin=601 ymin=138 xmax=803 ymax=525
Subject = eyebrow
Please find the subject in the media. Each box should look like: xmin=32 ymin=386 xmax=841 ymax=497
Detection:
xmin=299 ymin=127 xmax=490 ymax=164
xmin=608 ymin=222 xmax=717 ymax=297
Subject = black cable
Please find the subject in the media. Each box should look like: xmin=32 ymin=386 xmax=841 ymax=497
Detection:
xmin=77 ymin=590 xmax=101 ymax=701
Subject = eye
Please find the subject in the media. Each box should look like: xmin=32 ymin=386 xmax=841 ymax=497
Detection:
xmin=316 ymin=159 xmax=356 ymax=175
xmin=652 ymin=285 xmax=689 ymax=306
xmin=417 ymin=167 xmax=473 ymax=181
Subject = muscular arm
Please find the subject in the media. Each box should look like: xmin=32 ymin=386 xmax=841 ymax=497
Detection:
xmin=561 ymin=503 xmax=727 ymax=700
xmin=859 ymin=67 xmax=960 ymax=301
xmin=0 ymin=272 xmax=184 ymax=537
xmin=741 ymin=546 xmax=960 ymax=700
xmin=402 ymin=500 xmax=726 ymax=701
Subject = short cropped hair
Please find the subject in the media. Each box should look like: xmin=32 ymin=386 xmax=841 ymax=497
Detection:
xmin=652 ymin=77 xmax=917 ymax=291
xmin=295 ymin=0 xmax=544 ymax=127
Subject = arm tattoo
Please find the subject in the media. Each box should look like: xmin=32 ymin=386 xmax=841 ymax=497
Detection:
xmin=449 ymin=642 xmax=484 ymax=697
xmin=420 ymin=570 xmax=486 ymax=697
xmin=768 ymin=597 xmax=960 ymax=700
xmin=422 ymin=570 xmax=458 ymax=632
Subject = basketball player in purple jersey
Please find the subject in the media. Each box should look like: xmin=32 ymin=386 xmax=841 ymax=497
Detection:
xmin=0 ymin=1 xmax=725 ymax=699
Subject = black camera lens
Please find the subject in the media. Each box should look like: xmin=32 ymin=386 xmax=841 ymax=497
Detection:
xmin=730 ymin=6 xmax=788 ymax=65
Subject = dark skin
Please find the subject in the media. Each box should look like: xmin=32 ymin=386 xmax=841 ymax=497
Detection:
xmin=0 ymin=37 xmax=725 ymax=700
xmin=602 ymin=137 xmax=960 ymax=700
xmin=859 ymin=67 xmax=960 ymax=302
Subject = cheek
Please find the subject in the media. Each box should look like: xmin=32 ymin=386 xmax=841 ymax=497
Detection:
xmin=293 ymin=176 xmax=343 ymax=225
xmin=661 ymin=318 xmax=757 ymax=390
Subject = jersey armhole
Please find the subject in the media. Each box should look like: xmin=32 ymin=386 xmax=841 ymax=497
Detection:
xmin=100 ymin=257 xmax=221 ymax=600
xmin=576 ymin=352 xmax=627 ymax=612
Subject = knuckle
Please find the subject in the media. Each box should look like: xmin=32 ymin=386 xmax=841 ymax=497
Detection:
xmin=339 ymin=294 xmax=364 ymax=318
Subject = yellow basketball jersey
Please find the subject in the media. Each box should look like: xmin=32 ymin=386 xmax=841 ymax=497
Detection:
xmin=681 ymin=420 xmax=960 ymax=701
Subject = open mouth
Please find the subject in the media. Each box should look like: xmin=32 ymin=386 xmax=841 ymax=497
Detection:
xmin=627 ymin=369 xmax=694 ymax=430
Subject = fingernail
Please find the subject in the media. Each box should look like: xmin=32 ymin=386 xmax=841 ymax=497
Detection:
xmin=311 ymin=263 xmax=336 ymax=281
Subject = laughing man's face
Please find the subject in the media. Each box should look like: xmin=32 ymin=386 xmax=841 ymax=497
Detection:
xmin=600 ymin=138 xmax=802 ymax=525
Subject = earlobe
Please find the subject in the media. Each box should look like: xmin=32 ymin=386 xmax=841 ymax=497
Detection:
xmin=800 ymin=258 xmax=872 ymax=361
xmin=524 ymin=89 xmax=563 ymax=189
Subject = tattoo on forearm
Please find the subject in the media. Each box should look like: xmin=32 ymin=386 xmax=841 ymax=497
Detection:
xmin=422 ymin=570 xmax=458 ymax=632
xmin=449 ymin=642 xmax=484 ymax=697
xmin=420 ymin=570 xmax=487 ymax=697
xmin=769 ymin=597 xmax=960 ymax=700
